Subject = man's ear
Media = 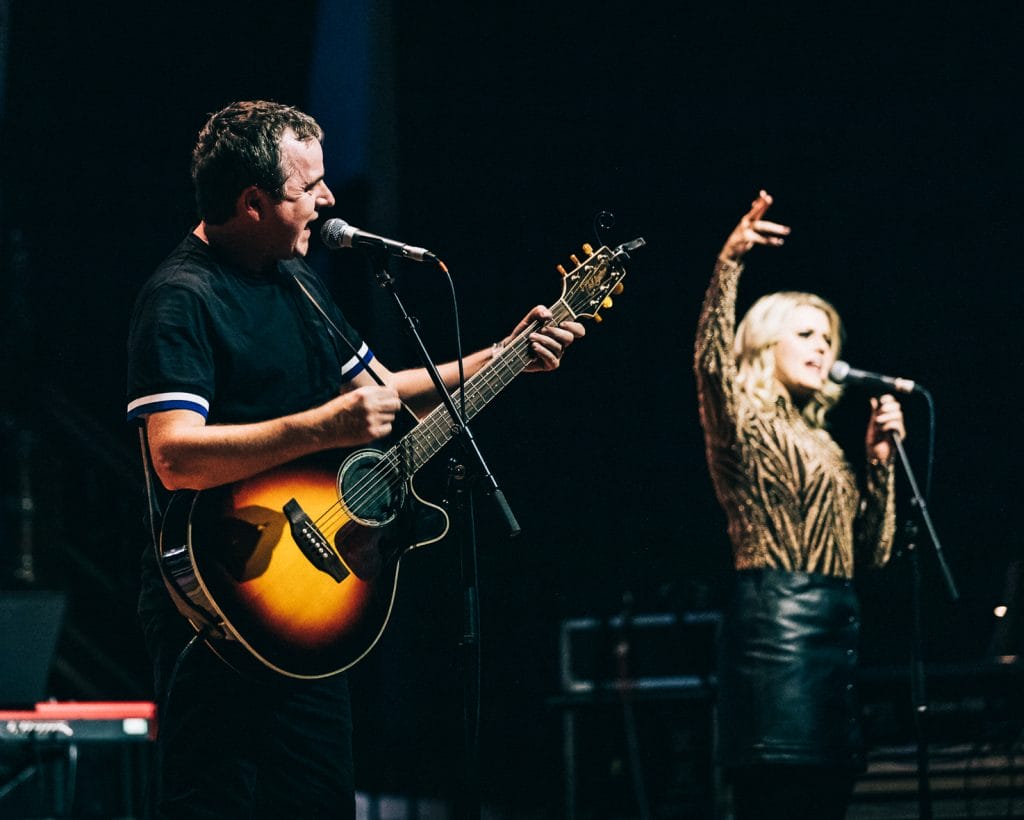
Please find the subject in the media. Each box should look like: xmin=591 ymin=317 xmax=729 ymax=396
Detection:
xmin=239 ymin=185 xmax=264 ymax=221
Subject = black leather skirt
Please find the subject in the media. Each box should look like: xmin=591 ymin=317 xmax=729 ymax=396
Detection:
xmin=717 ymin=568 xmax=865 ymax=771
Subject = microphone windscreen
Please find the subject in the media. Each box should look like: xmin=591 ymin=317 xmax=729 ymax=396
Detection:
xmin=829 ymin=360 xmax=850 ymax=383
xmin=320 ymin=219 xmax=349 ymax=249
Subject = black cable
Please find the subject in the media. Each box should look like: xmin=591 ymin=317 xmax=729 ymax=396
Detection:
xmin=919 ymin=386 xmax=936 ymax=503
xmin=427 ymin=256 xmax=487 ymax=817
xmin=430 ymin=259 xmax=466 ymax=422
xmin=63 ymin=742 xmax=78 ymax=816
xmin=592 ymin=210 xmax=616 ymax=248
xmin=143 ymin=629 xmax=208 ymax=820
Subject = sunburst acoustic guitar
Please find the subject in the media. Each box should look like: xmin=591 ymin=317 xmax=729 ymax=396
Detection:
xmin=157 ymin=239 xmax=642 ymax=678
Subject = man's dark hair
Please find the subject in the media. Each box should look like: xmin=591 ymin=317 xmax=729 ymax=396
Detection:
xmin=191 ymin=100 xmax=324 ymax=225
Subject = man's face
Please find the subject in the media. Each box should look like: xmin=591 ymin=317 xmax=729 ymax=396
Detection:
xmin=263 ymin=131 xmax=335 ymax=259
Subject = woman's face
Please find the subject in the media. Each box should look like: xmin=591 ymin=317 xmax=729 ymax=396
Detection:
xmin=774 ymin=304 xmax=834 ymax=399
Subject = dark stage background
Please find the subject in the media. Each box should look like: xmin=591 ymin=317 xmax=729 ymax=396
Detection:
xmin=1 ymin=1 xmax=1021 ymax=814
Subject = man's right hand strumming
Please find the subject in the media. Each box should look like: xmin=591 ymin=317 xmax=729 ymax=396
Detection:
xmin=323 ymin=384 xmax=401 ymax=447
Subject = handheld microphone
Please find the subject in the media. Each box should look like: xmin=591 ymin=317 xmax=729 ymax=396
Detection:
xmin=829 ymin=360 xmax=919 ymax=394
xmin=320 ymin=218 xmax=435 ymax=262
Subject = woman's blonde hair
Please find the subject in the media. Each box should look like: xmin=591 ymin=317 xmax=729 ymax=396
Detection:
xmin=734 ymin=291 xmax=844 ymax=428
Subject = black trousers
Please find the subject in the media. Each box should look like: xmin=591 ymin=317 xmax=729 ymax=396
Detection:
xmin=146 ymin=612 xmax=355 ymax=820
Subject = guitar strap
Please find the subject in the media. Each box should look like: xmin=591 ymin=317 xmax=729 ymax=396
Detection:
xmin=289 ymin=273 xmax=388 ymax=388
xmin=289 ymin=273 xmax=420 ymax=423
xmin=137 ymin=426 xmax=163 ymax=549
xmin=138 ymin=425 xmax=226 ymax=633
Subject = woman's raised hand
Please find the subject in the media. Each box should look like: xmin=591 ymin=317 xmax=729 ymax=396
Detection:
xmin=719 ymin=189 xmax=791 ymax=263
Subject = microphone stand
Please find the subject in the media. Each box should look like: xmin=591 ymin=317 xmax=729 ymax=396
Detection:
xmin=448 ymin=458 xmax=481 ymax=820
xmin=367 ymin=247 xmax=520 ymax=538
xmin=890 ymin=428 xmax=958 ymax=820
xmin=612 ymin=591 xmax=652 ymax=820
xmin=366 ymin=248 xmax=518 ymax=820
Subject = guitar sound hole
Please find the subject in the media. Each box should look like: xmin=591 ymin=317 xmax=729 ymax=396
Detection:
xmin=337 ymin=449 xmax=406 ymax=527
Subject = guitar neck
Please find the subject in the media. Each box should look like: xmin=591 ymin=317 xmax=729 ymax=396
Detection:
xmin=393 ymin=299 xmax=574 ymax=475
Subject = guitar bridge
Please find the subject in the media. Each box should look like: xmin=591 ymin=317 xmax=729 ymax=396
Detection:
xmin=283 ymin=499 xmax=350 ymax=583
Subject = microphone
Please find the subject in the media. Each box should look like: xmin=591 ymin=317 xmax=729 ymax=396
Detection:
xmin=829 ymin=360 xmax=920 ymax=394
xmin=320 ymin=218 xmax=435 ymax=262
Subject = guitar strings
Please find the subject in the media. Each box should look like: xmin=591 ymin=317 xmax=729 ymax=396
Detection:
xmin=311 ymin=343 xmax=529 ymax=539
xmin=312 ymin=328 xmax=536 ymax=535
xmin=310 ymin=320 xmax=544 ymax=539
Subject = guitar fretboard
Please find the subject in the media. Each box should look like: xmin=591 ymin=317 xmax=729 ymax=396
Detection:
xmin=390 ymin=299 xmax=574 ymax=475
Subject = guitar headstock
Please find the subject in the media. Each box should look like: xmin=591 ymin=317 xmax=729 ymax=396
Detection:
xmin=556 ymin=239 xmax=642 ymax=323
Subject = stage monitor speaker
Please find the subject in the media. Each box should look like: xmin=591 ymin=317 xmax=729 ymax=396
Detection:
xmin=559 ymin=611 xmax=721 ymax=694
xmin=555 ymin=611 xmax=722 ymax=819
xmin=0 ymin=590 xmax=66 ymax=708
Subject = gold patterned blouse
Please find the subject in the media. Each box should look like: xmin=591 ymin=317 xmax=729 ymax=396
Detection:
xmin=694 ymin=258 xmax=896 ymax=579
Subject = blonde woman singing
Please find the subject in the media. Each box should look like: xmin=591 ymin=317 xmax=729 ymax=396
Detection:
xmin=694 ymin=190 xmax=905 ymax=819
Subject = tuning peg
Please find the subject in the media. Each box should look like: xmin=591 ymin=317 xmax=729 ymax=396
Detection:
xmin=602 ymin=296 xmax=613 ymax=309
xmin=556 ymin=263 xmax=567 ymax=277
xmin=612 ymin=282 xmax=624 ymax=295
xmin=582 ymin=243 xmax=594 ymax=255
xmin=593 ymin=313 xmax=603 ymax=324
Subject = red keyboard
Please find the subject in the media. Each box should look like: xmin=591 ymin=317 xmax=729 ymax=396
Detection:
xmin=0 ymin=701 xmax=157 ymax=742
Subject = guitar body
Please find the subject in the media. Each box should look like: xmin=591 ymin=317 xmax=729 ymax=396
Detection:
xmin=158 ymin=453 xmax=448 ymax=679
